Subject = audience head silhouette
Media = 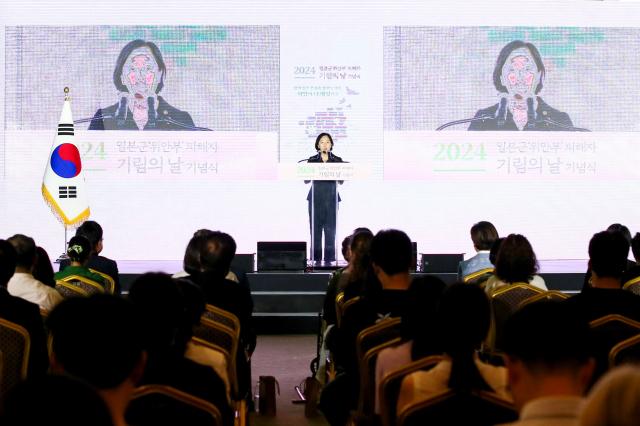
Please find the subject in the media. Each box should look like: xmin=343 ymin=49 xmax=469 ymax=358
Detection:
xmin=495 ymin=234 xmax=538 ymax=283
xmin=589 ymin=230 xmax=629 ymax=283
xmin=370 ymin=229 xmax=413 ymax=276
xmin=66 ymin=235 xmax=92 ymax=265
xmin=75 ymin=220 xmax=105 ymax=254
xmin=7 ymin=234 xmax=37 ymax=271
xmin=200 ymin=231 xmax=237 ymax=279
xmin=470 ymin=221 xmax=499 ymax=251
xmin=0 ymin=239 xmax=17 ymax=287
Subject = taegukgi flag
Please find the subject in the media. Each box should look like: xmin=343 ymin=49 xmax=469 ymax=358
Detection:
xmin=41 ymin=88 xmax=90 ymax=227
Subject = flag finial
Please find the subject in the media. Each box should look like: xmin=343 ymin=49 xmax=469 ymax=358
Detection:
xmin=64 ymin=87 xmax=70 ymax=100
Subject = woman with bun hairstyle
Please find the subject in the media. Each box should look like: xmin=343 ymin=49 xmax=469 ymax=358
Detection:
xmin=55 ymin=235 xmax=107 ymax=288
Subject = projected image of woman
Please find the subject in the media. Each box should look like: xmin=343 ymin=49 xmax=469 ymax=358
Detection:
xmin=468 ymin=40 xmax=577 ymax=131
xmin=307 ymin=133 xmax=344 ymax=265
xmin=89 ymin=39 xmax=195 ymax=130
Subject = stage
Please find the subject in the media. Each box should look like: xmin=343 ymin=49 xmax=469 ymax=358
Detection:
xmin=114 ymin=258 xmax=588 ymax=334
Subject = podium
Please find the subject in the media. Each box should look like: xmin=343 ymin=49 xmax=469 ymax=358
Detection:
xmin=279 ymin=162 xmax=370 ymax=266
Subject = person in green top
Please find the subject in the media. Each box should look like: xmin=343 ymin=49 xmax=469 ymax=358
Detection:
xmin=55 ymin=236 xmax=107 ymax=289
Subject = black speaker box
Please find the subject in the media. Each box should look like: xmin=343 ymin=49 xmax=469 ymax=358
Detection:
xmin=257 ymin=242 xmax=307 ymax=271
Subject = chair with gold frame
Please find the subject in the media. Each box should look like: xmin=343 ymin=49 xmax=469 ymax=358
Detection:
xmin=623 ymin=276 xmax=640 ymax=296
xmin=488 ymin=283 xmax=544 ymax=351
xmin=335 ymin=293 xmax=361 ymax=329
xmin=518 ymin=290 xmax=569 ymax=308
xmin=609 ymin=334 xmax=640 ymax=368
xmin=89 ymin=268 xmax=116 ymax=294
xmin=379 ymin=355 xmax=444 ymax=426
xmin=202 ymin=304 xmax=241 ymax=336
xmin=353 ymin=318 xmax=404 ymax=423
xmin=0 ymin=318 xmax=31 ymax=400
xmin=397 ymin=389 xmax=517 ymax=426
xmin=126 ymin=384 xmax=223 ymax=426
xmin=590 ymin=314 xmax=640 ymax=381
xmin=193 ymin=317 xmax=239 ymax=399
xmin=463 ymin=268 xmax=494 ymax=285
xmin=56 ymin=275 xmax=104 ymax=296
xmin=55 ymin=280 xmax=90 ymax=298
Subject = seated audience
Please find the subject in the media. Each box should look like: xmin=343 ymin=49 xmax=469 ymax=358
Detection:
xmin=177 ymin=277 xmax=230 ymax=396
xmin=483 ymin=234 xmax=547 ymax=293
xmin=47 ymin=295 xmax=146 ymax=426
xmin=458 ymin=221 xmax=499 ymax=280
xmin=59 ymin=221 xmax=120 ymax=294
xmin=374 ymin=275 xmax=446 ymax=414
xmin=580 ymin=365 xmax=640 ymax=426
xmin=489 ymin=237 xmax=504 ymax=266
xmin=502 ymin=302 xmax=594 ymax=425
xmin=173 ymin=229 xmax=240 ymax=283
xmin=55 ymin=235 xmax=108 ymax=288
xmin=32 ymin=246 xmax=56 ymax=288
xmin=397 ymin=283 xmax=511 ymax=414
xmin=7 ymin=234 xmax=62 ymax=311
xmin=320 ymin=229 xmax=415 ymax=426
xmin=1 ymin=374 xmax=113 ymax=426
xmin=0 ymin=240 xmax=48 ymax=378
xmin=564 ymin=231 xmax=640 ymax=323
xmin=128 ymin=273 xmax=233 ymax=426
xmin=583 ymin=224 xmax=635 ymax=290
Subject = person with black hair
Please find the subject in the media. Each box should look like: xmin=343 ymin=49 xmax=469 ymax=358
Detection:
xmin=33 ymin=246 xmax=56 ymax=288
xmin=128 ymin=273 xmax=233 ymax=426
xmin=468 ymin=40 xmax=576 ymax=131
xmin=565 ymin=231 xmax=640 ymax=323
xmin=397 ymin=283 xmax=511 ymax=414
xmin=458 ymin=221 xmax=499 ymax=279
xmin=502 ymin=302 xmax=594 ymax=425
xmin=0 ymin=239 xmax=49 ymax=378
xmin=320 ymin=230 xmax=414 ymax=426
xmin=47 ymin=295 xmax=146 ymax=426
xmin=483 ymin=234 xmax=547 ymax=293
xmin=306 ymin=132 xmax=344 ymax=264
xmin=59 ymin=221 xmax=120 ymax=294
xmin=1 ymin=374 xmax=114 ymax=426
xmin=7 ymin=234 xmax=62 ymax=311
xmin=55 ymin=235 xmax=107 ymax=288
xmin=622 ymin=232 xmax=640 ymax=284
xmin=89 ymin=39 xmax=195 ymax=131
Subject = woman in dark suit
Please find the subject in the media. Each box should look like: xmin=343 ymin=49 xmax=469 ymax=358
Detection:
xmin=307 ymin=133 xmax=343 ymax=264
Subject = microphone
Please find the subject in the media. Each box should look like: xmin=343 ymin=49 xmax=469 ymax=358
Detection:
xmin=496 ymin=96 xmax=508 ymax=127
xmin=436 ymin=114 xmax=494 ymax=131
xmin=524 ymin=97 xmax=536 ymax=130
xmin=116 ymin=96 xmax=127 ymax=127
xmin=146 ymin=97 xmax=157 ymax=129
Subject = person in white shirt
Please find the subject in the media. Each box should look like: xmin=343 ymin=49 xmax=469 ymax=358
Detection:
xmin=7 ymin=234 xmax=63 ymax=312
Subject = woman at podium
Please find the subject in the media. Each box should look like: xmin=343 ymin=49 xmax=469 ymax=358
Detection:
xmin=306 ymin=133 xmax=343 ymax=265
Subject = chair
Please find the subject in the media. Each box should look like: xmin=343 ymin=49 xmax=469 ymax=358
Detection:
xmin=623 ymin=276 xmax=640 ymax=296
xmin=397 ymin=389 xmax=517 ymax=426
xmin=379 ymin=355 xmax=444 ymax=426
xmin=354 ymin=318 xmax=404 ymax=422
xmin=56 ymin=275 xmax=104 ymax=296
xmin=489 ymin=283 xmax=544 ymax=351
xmin=609 ymin=334 xmax=640 ymax=368
xmin=519 ymin=290 xmax=569 ymax=308
xmin=202 ymin=304 xmax=241 ymax=335
xmin=55 ymin=281 xmax=89 ymax=298
xmin=336 ymin=293 xmax=361 ymax=329
xmin=193 ymin=317 xmax=239 ymax=398
xmin=0 ymin=318 xmax=31 ymax=400
xmin=463 ymin=268 xmax=494 ymax=285
xmin=89 ymin=268 xmax=116 ymax=294
xmin=590 ymin=314 xmax=640 ymax=381
xmin=126 ymin=384 xmax=223 ymax=426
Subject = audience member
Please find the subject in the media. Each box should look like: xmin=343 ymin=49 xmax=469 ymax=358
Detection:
xmin=1 ymin=374 xmax=113 ymax=426
xmin=177 ymin=277 xmax=230 ymax=396
xmin=502 ymin=302 xmax=594 ymax=425
xmin=489 ymin=237 xmax=504 ymax=266
xmin=321 ymin=229 xmax=414 ymax=426
xmin=579 ymin=365 xmax=640 ymax=426
xmin=484 ymin=234 xmax=547 ymax=293
xmin=32 ymin=246 xmax=56 ymax=288
xmin=59 ymin=221 xmax=120 ymax=293
xmin=128 ymin=273 xmax=233 ymax=426
xmin=47 ymin=295 xmax=146 ymax=426
xmin=55 ymin=235 xmax=108 ymax=288
xmin=7 ymin=234 xmax=62 ymax=311
xmin=374 ymin=275 xmax=446 ymax=414
xmin=458 ymin=221 xmax=499 ymax=279
xmin=174 ymin=229 xmax=240 ymax=282
xmin=0 ymin=239 xmax=48 ymax=378
xmin=583 ymin=224 xmax=636 ymax=290
xmin=564 ymin=231 xmax=640 ymax=323
xmin=397 ymin=283 xmax=511 ymax=414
